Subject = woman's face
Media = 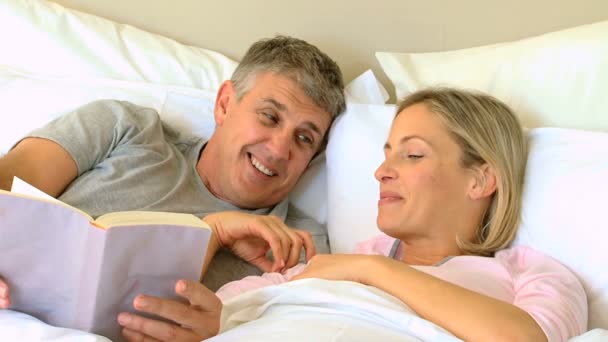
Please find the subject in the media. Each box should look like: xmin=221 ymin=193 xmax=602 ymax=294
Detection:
xmin=374 ymin=103 xmax=477 ymax=241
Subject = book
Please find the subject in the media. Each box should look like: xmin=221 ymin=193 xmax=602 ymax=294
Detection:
xmin=0 ymin=177 xmax=212 ymax=341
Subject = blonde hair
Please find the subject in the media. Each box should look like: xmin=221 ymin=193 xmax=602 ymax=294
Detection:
xmin=397 ymin=88 xmax=527 ymax=256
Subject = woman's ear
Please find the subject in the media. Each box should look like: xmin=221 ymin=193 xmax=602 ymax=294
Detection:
xmin=468 ymin=163 xmax=497 ymax=200
xmin=213 ymin=80 xmax=235 ymax=126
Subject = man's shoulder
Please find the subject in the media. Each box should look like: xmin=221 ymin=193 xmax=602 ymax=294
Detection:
xmin=285 ymin=203 xmax=325 ymax=235
xmin=91 ymin=99 xmax=159 ymax=116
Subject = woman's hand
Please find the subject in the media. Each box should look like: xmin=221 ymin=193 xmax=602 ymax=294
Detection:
xmin=291 ymin=254 xmax=384 ymax=284
xmin=204 ymin=211 xmax=315 ymax=273
xmin=119 ymin=279 xmax=221 ymax=342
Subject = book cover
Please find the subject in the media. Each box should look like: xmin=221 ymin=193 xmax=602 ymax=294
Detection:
xmin=0 ymin=178 xmax=211 ymax=341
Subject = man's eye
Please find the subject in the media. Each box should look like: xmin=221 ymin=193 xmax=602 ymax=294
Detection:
xmin=297 ymin=134 xmax=313 ymax=145
xmin=260 ymin=112 xmax=278 ymax=124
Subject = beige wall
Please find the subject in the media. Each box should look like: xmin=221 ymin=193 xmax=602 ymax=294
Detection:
xmin=52 ymin=0 xmax=608 ymax=100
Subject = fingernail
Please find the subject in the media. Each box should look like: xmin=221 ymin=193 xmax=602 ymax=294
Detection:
xmin=117 ymin=313 xmax=131 ymax=325
xmin=177 ymin=280 xmax=187 ymax=293
xmin=134 ymin=296 xmax=147 ymax=309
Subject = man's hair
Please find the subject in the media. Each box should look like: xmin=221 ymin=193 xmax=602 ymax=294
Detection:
xmin=231 ymin=36 xmax=346 ymax=120
xmin=397 ymin=88 xmax=528 ymax=257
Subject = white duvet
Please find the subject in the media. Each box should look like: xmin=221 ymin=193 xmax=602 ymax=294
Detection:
xmin=210 ymin=278 xmax=459 ymax=342
xmin=1 ymin=279 xmax=606 ymax=342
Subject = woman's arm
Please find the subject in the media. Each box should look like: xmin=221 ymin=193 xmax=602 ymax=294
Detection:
xmin=364 ymin=256 xmax=547 ymax=342
xmin=293 ymin=254 xmax=547 ymax=342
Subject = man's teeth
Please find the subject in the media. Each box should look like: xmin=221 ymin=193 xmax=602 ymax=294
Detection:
xmin=251 ymin=156 xmax=275 ymax=176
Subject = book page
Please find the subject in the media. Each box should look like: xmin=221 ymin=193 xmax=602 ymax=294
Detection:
xmin=11 ymin=176 xmax=57 ymax=200
xmin=95 ymin=211 xmax=210 ymax=230
xmin=86 ymin=223 xmax=211 ymax=340
xmin=0 ymin=191 xmax=95 ymax=327
xmin=9 ymin=176 xmax=92 ymax=221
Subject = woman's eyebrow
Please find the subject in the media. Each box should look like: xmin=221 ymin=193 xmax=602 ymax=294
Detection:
xmin=384 ymin=135 xmax=432 ymax=150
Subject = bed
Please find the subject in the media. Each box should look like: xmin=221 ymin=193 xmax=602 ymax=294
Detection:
xmin=1 ymin=0 xmax=607 ymax=341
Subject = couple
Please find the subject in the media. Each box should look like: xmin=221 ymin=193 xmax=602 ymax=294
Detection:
xmin=0 ymin=36 xmax=586 ymax=341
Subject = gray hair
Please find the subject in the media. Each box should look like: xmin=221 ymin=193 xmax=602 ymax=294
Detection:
xmin=230 ymin=36 xmax=346 ymax=120
xmin=397 ymin=87 xmax=528 ymax=257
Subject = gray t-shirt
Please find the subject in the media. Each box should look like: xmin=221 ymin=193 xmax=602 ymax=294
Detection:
xmin=27 ymin=100 xmax=328 ymax=290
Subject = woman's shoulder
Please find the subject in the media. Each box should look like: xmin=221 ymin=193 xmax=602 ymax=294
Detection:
xmin=494 ymin=245 xmax=584 ymax=288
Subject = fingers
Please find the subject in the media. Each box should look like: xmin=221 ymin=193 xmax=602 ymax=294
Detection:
xmin=208 ymin=211 xmax=318 ymax=274
xmin=249 ymin=221 xmax=286 ymax=272
xmin=285 ymin=230 xmax=304 ymax=269
xmin=119 ymin=281 xmax=221 ymax=341
xmin=295 ymin=230 xmax=316 ymax=262
xmin=122 ymin=327 xmax=162 ymax=342
xmin=261 ymin=217 xmax=315 ymax=271
xmin=174 ymin=280 xmax=221 ymax=314
xmin=0 ymin=278 xmax=10 ymax=309
xmin=118 ymin=311 xmax=197 ymax=342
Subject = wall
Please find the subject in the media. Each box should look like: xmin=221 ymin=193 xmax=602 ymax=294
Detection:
xmin=51 ymin=0 xmax=608 ymax=100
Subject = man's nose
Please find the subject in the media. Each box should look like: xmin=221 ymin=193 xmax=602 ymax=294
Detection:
xmin=268 ymin=130 xmax=292 ymax=161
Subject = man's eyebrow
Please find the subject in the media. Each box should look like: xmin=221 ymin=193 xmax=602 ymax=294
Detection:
xmin=384 ymin=135 xmax=431 ymax=150
xmin=261 ymin=98 xmax=286 ymax=111
xmin=261 ymin=98 xmax=323 ymax=137
xmin=302 ymin=121 xmax=322 ymax=138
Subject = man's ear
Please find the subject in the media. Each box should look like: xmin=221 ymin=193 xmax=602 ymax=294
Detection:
xmin=468 ymin=163 xmax=497 ymax=200
xmin=213 ymin=80 xmax=235 ymax=126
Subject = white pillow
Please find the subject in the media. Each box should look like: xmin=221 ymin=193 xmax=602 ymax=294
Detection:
xmin=0 ymin=0 xmax=237 ymax=89
xmin=326 ymin=103 xmax=395 ymax=253
xmin=289 ymin=71 xmax=390 ymax=226
xmin=326 ymin=103 xmax=608 ymax=329
xmin=376 ymin=20 xmax=608 ymax=132
xmin=0 ymin=67 xmax=217 ymax=155
xmin=512 ymin=127 xmax=608 ymax=330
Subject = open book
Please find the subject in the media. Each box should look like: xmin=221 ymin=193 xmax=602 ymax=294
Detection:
xmin=0 ymin=178 xmax=212 ymax=341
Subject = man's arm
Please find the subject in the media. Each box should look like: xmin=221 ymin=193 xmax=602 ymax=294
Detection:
xmin=0 ymin=137 xmax=77 ymax=196
xmin=0 ymin=137 xmax=78 ymax=309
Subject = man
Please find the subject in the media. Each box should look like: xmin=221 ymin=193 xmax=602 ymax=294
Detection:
xmin=0 ymin=36 xmax=345 ymax=340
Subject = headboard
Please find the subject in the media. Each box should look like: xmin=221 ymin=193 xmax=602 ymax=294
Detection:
xmin=50 ymin=0 xmax=608 ymax=101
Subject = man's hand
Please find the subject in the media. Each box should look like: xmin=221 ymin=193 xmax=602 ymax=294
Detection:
xmin=119 ymin=279 xmax=221 ymax=342
xmin=0 ymin=277 xmax=10 ymax=309
xmin=204 ymin=212 xmax=315 ymax=273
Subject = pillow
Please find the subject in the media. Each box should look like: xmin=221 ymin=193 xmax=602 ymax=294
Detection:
xmin=326 ymin=103 xmax=395 ymax=253
xmin=0 ymin=67 xmax=217 ymax=155
xmin=511 ymin=127 xmax=608 ymax=330
xmin=376 ymin=20 xmax=608 ymax=132
xmin=289 ymin=71 xmax=391 ymax=226
xmin=326 ymin=106 xmax=608 ymax=329
xmin=0 ymin=0 xmax=237 ymax=89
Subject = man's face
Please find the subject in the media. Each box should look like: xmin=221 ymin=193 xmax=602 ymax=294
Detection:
xmin=204 ymin=72 xmax=332 ymax=209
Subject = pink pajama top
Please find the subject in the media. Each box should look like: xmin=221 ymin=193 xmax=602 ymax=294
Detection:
xmin=216 ymin=234 xmax=587 ymax=342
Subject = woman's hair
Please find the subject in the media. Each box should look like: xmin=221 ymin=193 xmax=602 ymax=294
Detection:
xmin=397 ymin=88 xmax=527 ymax=256
xmin=230 ymin=35 xmax=346 ymax=120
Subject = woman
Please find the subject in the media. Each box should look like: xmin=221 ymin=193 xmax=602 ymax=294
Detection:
xmin=216 ymin=88 xmax=587 ymax=341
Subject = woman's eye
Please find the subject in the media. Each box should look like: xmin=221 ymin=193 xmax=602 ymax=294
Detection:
xmin=402 ymin=153 xmax=423 ymax=160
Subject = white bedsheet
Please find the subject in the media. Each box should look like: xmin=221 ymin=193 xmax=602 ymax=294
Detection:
xmin=210 ymin=279 xmax=460 ymax=342
xmin=0 ymin=279 xmax=605 ymax=341
xmin=0 ymin=310 xmax=109 ymax=341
